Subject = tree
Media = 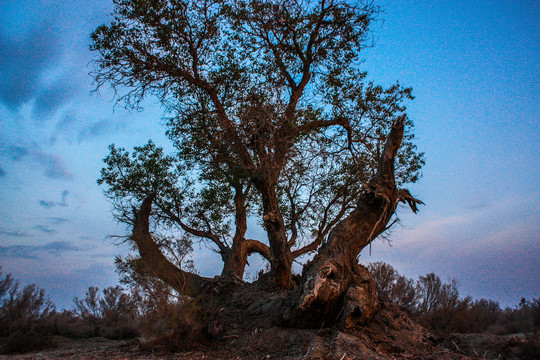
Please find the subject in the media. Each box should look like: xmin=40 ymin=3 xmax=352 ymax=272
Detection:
xmin=92 ymin=0 xmax=424 ymax=327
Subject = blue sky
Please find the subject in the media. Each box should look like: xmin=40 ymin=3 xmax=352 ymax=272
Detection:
xmin=0 ymin=0 xmax=538 ymax=310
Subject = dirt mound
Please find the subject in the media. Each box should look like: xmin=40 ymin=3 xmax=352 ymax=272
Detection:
xmin=161 ymin=279 xmax=475 ymax=359
xmin=8 ymin=279 xmax=525 ymax=359
xmin=6 ymin=320 xmax=470 ymax=360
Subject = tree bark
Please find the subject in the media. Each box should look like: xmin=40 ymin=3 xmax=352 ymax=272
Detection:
xmin=221 ymin=185 xmax=250 ymax=278
xmin=259 ymin=183 xmax=294 ymax=288
xmin=221 ymin=238 xmax=272 ymax=280
xmin=291 ymin=115 xmax=423 ymax=328
xmin=132 ymin=194 xmax=208 ymax=297
xmin=136 ymin=191 xmax=272 ymax=293
xmin=221 ymin=184 xmax=272 ymax=279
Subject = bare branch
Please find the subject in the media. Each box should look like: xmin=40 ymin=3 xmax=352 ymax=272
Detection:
xmin=245 ymin=239 xmax=272 ymax=262
xmin=156 ymin=203 xmax=229 ymax=255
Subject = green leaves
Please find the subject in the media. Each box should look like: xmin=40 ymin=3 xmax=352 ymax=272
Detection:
xmin=93 ymin=0 xmax=426 ymax=279
xmin=97 ymin=139 xmax=239 ymax=258
xmin=98 ymin=140 xmax=184 ymax=203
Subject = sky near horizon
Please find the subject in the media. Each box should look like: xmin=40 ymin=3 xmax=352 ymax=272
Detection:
xmin=0 ymin=0 xmax=538 ymax=310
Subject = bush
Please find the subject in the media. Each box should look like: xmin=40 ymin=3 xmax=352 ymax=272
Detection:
xmin=497 ymin=298 xmax=540 ymax=335
xmin=72 ymin=285 xmax=141 ymax=339
xmin=367 ymin=262 xmax=540 ymax=337
xmin=0 ymin=268 xmax=56 ymax=354
xmin=139 ymin=297 xmax=207 ymax=351
xmin=367 ymin=262 xmax=418 ymax=313
xmin=115 ymin=256 xmax=211 ymax=349
xmin=0 ymin=284 xmax=55 ymax=337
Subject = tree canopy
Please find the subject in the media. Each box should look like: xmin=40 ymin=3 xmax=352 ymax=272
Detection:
xmin=93 ymin=0 xmax=424 ymax=298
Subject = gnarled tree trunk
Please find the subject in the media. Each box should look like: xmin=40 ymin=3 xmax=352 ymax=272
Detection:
xmin=290 ymin=115 xmax=423 ymax=328
xmin=132 ymin=194 xmax=209 ymax=297
xmin=133 ymin=193 xmax=272 ymax=294
xmin=221 ymin=184 xmax=272 ymax=279
xmin=132 ymin=116 xmax=421 ymax=330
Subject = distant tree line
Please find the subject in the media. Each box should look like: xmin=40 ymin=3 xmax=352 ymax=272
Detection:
xmin=367 ymin=262 xmax=540 ymax=336
xmin=0 ymin=265 xmax=538 ymax=354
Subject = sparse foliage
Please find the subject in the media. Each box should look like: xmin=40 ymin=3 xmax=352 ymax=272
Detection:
xmin=0 ymin=269 xmax=55 ymax=338
xmin=0 ymin=268 xmax=56 ymax=354
xmin=93 ymin=0 xmax=425 ymax=302
xmin=74 ymin=286 xmax=101 ymax=324
xmin=367 ymin=262 xmax=540 ymax=336
xmin=367 ymin=262 xmax=417 ymax=312
xmin=73 ymin=285 xmax=140 ymax=339
xmin=417 ymin=273 xmax=460 ymax=316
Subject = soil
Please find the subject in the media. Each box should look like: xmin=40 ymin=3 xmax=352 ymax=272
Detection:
xmin=4 ymin=332 xmax=539 ymax=360
xmin=3 ymin=325 xmax=539 ymax=359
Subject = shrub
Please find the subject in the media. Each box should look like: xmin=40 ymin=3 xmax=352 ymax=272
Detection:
xmin=100 ymin=285 xmax=140 ymax=328
xmin=367 ymin=262 xmax=540 ymax=337
xmin=72 ymin=285 xmax=141 ymax=339
xmin=0 ymin=273 xmax=55 ymax=337
xmin=140 ymin=297 xmax=207 ymax=351
xmin=0 ymin=268 xmax=56 ymax=354
xmin=367 ymin=262 xmax=418 ymax=312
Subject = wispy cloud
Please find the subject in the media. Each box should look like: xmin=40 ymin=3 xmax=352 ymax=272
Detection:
xmin=47 ymin=217 xmax=70 ymax=225
xmin=0 ymin=241 xmax=81 ymax=260
xmin=0 ymin=229 xmax=30 ymax=238
xmin=50 ymin=113 xmax=78 ymax=143
xmin=33 ymin=78 xmax=77 ymax=116
xmin=34 ymin=225 xmax=59 ymax=235
xmin=77 ymin=118 xmax=128 ymax=142
xmin=6 ymin=145 xmax=73 ymax=180
xmin=39 ymin=190 xmax=69 ymax=208
xmin=401 ymin=197 xmax=533 ymax=244
xmin=49 ymin=113 xmax=129 ymax=145
xmin=39 ymin=200 xmax=57 ymax=209
xmin=7 ymin=146 xmax=29 ymax=161
xmin=0 ymin=7 xmax=84 ymax=118
xmin=33 ymin=151 xmax=73 ymax=180
xmin=0 ymin=26 xmax=58 ymax=110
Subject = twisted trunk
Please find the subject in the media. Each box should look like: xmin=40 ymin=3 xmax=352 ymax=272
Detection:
xmin=135 ymin=188 xmax=271 ymax=289
xmin=132 ymin=195 xmax=208 ymax=297
xmin=291 ymin=115 xmax=423 ymax=328
xmin=132 ymin=116 xmax=421 ymax=328
xmin=221 ymin=185 xmax=250 ymax=278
